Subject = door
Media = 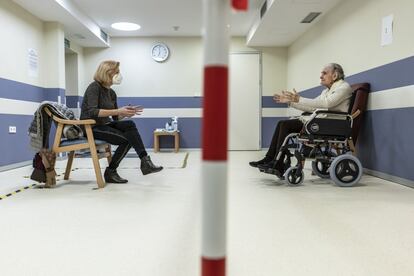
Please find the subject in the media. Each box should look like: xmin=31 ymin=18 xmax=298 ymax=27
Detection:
xmin=229 ymin=53 xmax=261 ymax=150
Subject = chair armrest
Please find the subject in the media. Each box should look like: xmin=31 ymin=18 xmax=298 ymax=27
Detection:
xmin=351 ymin=109 xmax=361 ymax=119
xmin=52 ymin=115 xmax=96 ymax=125
xmin=44 ymin=107 xmax=96 ymax=125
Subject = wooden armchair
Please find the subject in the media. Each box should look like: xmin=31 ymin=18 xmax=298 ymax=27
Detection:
xmin=44 ymin=107 xmax=112 ymax=188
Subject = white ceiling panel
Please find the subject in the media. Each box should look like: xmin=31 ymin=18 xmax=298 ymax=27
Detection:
xmin=13 ymin=0 xmax=343 ymax=47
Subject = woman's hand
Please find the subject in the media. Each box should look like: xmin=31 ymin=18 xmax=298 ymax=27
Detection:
xmin=133 ymin=106 xmax=144 ymax=116
xmin=117 ymin=106 xmax=137 ymax=118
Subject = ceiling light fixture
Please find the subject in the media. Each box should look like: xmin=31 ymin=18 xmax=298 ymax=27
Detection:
xmin=111 ymin=22 xmax=141 ymax=31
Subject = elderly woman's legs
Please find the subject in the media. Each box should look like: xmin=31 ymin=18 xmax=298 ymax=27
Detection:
xmin=249 ymin=119 xmax=303 ymax=173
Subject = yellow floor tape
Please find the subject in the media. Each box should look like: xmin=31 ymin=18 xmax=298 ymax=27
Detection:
xmin=0 ymin=184 xmax=37 ymax=201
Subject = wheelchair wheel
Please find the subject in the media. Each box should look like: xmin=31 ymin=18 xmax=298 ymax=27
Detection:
xmin=329 ymin=155 xmax=363 ymax=187
xmin=311 ymin=160 xmax=331 ymax=179
xmin=284 ymin=167 xmax=304 ymax=186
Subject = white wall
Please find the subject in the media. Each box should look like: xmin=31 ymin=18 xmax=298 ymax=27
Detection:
xmin=82 ymin=37 xmax=287 ymax=98
xmin=0 ymin=0 xmax=45 ymax=86
xmin=231 ymin=39 xmax=288 ymax=96
xmin=65 ymin=52 xmax=78 ymax=96
xmin=67 ymin=41 xmax=86 ymax=95
xmin=0 ymin=1 xmax=66 ymax=90
xmin=287 ymin=0 xmax=414 ymax=90
xmin=43 ymin=22 xmax=66 ymax=89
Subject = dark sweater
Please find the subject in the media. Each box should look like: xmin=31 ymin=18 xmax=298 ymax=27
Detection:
xmin=80 ymin=81 xmax=119 ymax=125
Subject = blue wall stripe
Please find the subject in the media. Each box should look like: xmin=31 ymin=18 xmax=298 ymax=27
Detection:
xmin=261 ymin=117 xmax=287 ymax=148
xmin=131 ymin=117 xmax=201 ymax=148
xmin=262 ymin=96 xmax=288 ymax=108
xmin=117 ymin=97 xmax=202 ymax=109
xmin=0 ymin=77 xmax=62 ymax=102
xmin=0 ymin=114 xmax=34 ymax=166
xmin=67 ymin=96 xmax=202 ymax=109
xmin=346 ymin=56 xmax=414 ymax=92
xmin=300 ymin=55 xmax=414 ymax=97
xmin=66 ymin=96 xmax=82 ymax=108
xmin=357 ymin=107 xmax=414 ymax=181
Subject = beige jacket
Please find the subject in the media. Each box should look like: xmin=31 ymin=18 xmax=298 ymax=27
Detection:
xmin=290 ymin=80 xmax=353 ymax=113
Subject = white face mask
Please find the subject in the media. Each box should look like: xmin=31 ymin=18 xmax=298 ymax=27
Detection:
xmin=112 ymin=73 xmax=123 ymax=85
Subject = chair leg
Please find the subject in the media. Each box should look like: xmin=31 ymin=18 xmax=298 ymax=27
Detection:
xmin=174 ymin=133 xmax=179 ymax=153
xmin=91 ymin=149 xmax=105 ymax=189
xmin=64 ymin=151 xmax=75 ymax=180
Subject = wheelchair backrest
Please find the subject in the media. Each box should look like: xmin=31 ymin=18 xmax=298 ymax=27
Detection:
xmin=348 ymin=83 xmax=370 ymax=143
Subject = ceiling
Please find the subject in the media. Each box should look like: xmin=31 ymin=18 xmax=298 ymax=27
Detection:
xmin=13 ymin=0 xmax=343 ymax=47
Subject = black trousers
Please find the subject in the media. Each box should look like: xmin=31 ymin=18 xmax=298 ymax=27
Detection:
xmin=266 ymin=119 xmax=303 ymax=168
xmin=92 ymin=120 xmax=147 ymax=170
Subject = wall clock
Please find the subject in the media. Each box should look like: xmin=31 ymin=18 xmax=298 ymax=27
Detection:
xmin=151 ymin=43 xmax=170 ymax=62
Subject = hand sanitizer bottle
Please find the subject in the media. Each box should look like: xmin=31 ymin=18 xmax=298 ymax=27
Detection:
xmin=172 ymin=116 xmax=178 ymax=131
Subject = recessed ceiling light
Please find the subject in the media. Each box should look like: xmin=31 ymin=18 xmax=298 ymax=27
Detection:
xmin=111 ymin=22 xmax=141 ymax=31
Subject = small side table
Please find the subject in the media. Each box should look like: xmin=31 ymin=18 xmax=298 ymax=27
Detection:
xmin=153 ymin=130 xmax=180 ymax=153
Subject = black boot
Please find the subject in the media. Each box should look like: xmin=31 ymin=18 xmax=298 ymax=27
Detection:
xmin=249 ymin=156 xmax=272 ymax=168
xmin=140 ymin=156 xmax=163 ymax=175
xmin=104 ymin=168 xmax=128 ymax=183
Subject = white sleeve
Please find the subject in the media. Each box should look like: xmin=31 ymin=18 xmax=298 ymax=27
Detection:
xmin=297 ymin=83 xmax=352 ymax=110
xmin=289 ymin=102 xmax=315 ymax=113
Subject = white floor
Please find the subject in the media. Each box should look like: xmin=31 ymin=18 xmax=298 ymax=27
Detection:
xmin=0 ymin=151 xmax=413 ymax=276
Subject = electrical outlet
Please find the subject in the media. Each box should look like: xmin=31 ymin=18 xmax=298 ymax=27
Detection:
xmin=9 ymin=126 xmax=17 ymax=134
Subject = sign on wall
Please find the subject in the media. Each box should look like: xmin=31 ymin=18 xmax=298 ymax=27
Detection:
xmin=28 ymin=48 xmax=39 ymax=78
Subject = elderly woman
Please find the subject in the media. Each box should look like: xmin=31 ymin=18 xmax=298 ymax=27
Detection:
xmin=80 ymin=60 xmax=162 ymax=183
xmin=250 ymin=63 xmax=352 ymax=177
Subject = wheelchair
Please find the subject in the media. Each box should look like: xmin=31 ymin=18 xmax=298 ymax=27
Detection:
xmin=262 ymin=83 xmax=370 ymax=187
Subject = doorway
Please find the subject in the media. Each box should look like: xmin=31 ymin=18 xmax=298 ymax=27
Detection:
xmin=229 ymin=52 xmax=261 ymax=150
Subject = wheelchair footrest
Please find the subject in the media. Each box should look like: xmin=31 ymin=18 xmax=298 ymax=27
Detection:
xmin=263 ymin=167 xmax=285 ymax=180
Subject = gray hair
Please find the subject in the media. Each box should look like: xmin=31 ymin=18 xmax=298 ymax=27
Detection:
xmin=327 ymin=63 xmax=345 ymax=81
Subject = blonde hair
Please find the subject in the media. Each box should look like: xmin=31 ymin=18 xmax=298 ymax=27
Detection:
xmin=93 ymin=60 xmax=120 ymax=87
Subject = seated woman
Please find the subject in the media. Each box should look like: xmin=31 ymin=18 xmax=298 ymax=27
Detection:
xmin=249 ymin=63 xmax=352 ymax=177
xmin=80 ymin=60 xmax=163 ymax=183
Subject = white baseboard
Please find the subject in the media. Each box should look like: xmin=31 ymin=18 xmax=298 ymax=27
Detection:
xmin=0 ymin=160 xmax=31 ymax=172
xmin=364 ymin=168 xmax=414 ymax=189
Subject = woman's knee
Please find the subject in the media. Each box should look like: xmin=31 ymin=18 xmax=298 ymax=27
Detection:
xmin=115 ymin=120 xmax=137 ymax=131
xmin=122 ymin=120 xmax=136 ymax=127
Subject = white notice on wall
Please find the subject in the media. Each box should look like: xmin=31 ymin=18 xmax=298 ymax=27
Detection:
xmin=381 ymin=14 xmax=393 ymax=46
xmin=28 ymin=48 xmax=39 ymax=77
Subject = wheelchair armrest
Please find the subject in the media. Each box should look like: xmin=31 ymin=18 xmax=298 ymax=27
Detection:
xmin=351 ymin=109 xmax=361 ymax=119
xmin=310 ymin=109 xmax=352 ymax=122
xmin=304 ymin=108 xmax=354 ymax=137
xmin=314 ymin=110 xmax=348 ymax=115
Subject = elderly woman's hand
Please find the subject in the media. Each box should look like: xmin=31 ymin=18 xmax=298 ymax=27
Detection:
xmin=273 ymin=93 xmax=290 ymax=103
xmin=283 ymin=89 xmax=300 ymax=103
xmin=273 ymin=89 xmax=300 ymax=103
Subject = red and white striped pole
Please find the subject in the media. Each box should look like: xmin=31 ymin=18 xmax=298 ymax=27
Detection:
xmin=201 ymin=1 xmax=247 ymax=276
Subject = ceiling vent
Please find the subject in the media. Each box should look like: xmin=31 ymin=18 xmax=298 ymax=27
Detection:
xmin=301 ymin=12 xmax=322 ymax=23
xmin=64 ymin=38 xmax=70 ymax=49
xmin=73 ymin=33 xmax=86 ymax=39
xmin=260 ymin=0 xmax=267 ymax=19
xmin=100 ymin=29 xmax=108 ymax=43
